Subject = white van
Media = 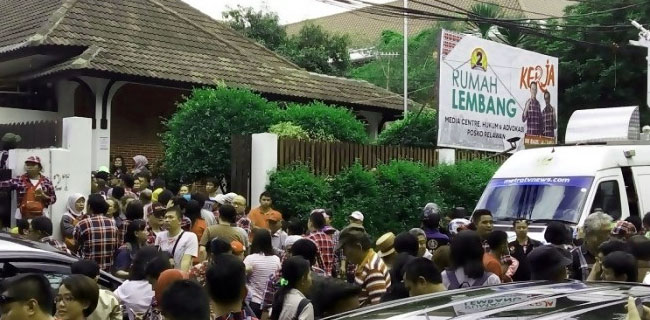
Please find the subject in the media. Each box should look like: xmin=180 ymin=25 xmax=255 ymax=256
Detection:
xmin=475 ymin=106 xmax=647 ymax=241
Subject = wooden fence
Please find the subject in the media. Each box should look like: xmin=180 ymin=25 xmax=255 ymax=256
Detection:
xmin=0 ymin=120 xmax=61 ymax=149
xmin=277 ymin=138 xmax=438 ymax=176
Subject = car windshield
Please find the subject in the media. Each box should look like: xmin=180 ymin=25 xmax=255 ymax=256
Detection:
xmin=476 ymin=176 xmax=594 ymax=223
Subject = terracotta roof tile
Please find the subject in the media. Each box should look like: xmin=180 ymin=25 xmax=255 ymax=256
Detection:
xmin=0 ymin=0 xmax=410 ymax=111
xmin=285 ymin=0 xmax=574 ymax=48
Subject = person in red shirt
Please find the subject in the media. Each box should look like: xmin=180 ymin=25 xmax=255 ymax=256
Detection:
xmin=0 ymin=155 xmax=56 ymax=220
xmin=483 ymin=231 xmax=511 ymax=283
xmin=248 ymin=191 xmax=282 ymax=230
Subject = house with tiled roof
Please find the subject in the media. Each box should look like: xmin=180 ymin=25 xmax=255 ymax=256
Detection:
xmin=286 ymin=0 xmax=575 ymax=49
xmin=0 ymin=0 xmax=412 ymax=170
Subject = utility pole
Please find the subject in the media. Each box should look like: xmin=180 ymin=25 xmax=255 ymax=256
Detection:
xmin=630 ymin=20 xmax=650 ymax=108
xmin=404 ymin=0 xmax=409 ymax=119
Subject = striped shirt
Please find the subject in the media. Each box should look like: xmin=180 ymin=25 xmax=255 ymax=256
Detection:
xmin=243 ymin=253 xmax=281 ymax=304
xmin=355 ymin=249 xmax=391 ymax=307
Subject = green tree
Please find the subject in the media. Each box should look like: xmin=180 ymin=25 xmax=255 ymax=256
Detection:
xmin=162 ymin=87 xmax=278 ymax=187
xmin=222 ymin=6 xmax=287 ymax=51
xmin=523 ymin=0 xmax=650 ymax=137
xmin=377 ymin=108 xmax=437 ymax=147
xmin=349 ymin=23 xmax=458 ymax=104
xmin=467 ymin=3 xmax=503 ymax=39
xmin=275 ymin=101 xmax=368 ymax=143
xmin=280 ymin=24 xmax=351 ymax=76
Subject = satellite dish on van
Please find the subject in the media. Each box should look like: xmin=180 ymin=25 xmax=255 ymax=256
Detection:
xmin=565 ymin=106 xmax=640 ymax=144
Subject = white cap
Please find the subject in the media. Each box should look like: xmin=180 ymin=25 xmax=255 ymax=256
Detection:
xmin=350 ymin=211 xmax=364 ymax=222
xmin=215 ymin=194 xmax=226 ymax=205
xmin=284 ymin=235 xmax=303 ymax=248
xmin=223 ymin=193 xmax=237 ymax=205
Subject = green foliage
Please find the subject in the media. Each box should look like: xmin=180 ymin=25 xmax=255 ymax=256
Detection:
xmin=275 ymin=101 xmax=368 ymax=143
xmin=269 ymin=122 xmax=310 ymax=140
xmin=224 ymin=7 xmax=350 ymax=76
xmin=280 ymin=24 xmax=351 ymax=76
xmin=348 ymin=23 xmax=459 ymax=104
xmin=372 ymin=160 xmax=437 ymax=237
xmin=162 ymin=87 xmax=277 ymax=185
xmin=467 ymin=3 xmax=503 ymax=39
xmin=266 ymin=159 xmax=498 ymax=238
xmin=222 ymin=6 xmax=287 ymax=51
xmin=522 ymin=0 xmax=650 ymax=138
xmin=330 ymin=162 xmax=381 ymax=232
xmin=430 ymin=160 xmax=501 ymax=211
xmin=266 ymin=164 xmax=331 ymax=221
xmin=376 ymin=109 xmax=437 ymax=147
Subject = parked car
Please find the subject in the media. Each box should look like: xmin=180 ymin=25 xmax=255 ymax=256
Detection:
xmin=327 ymin=281 xmax=650 ymax=319
xmin=0 ymin=232 xmax=122 ymax=290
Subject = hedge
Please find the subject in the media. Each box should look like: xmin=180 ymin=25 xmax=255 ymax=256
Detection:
xmin=266 ymin=159 xmax=499 ymax=238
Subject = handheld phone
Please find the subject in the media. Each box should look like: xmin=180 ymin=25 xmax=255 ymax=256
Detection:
xmin=636 ymin=297 xmax=645 ymax=318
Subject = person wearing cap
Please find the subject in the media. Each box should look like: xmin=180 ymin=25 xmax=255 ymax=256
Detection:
xmin=233 ymin=195 xmax=253 ymax=235
xmin=268 ymin=210 xmax=287 ymax=256
xmin=146 ymin=202 xmax=166 ymax=246
xmin=337 ymin=227 xmax=391 ymax=307
xmin=376 ymin=232 xmax=396 ymax=269
xmin=528 ymin=245 xmax=573 ymax=282
xmin=348 ymin=211 xmax=364 ymax=229
xmin=0 ymin=155 xmax=57 ymax=220
xmin=421 ymin=203 xmax=449 ymax=252
xmin=0 ymin=273 xmax=55 ymax=320
xmin=248 ymin=191 xmax=282 ymax=231
xmin=611 ymin=220 xmax=637 ymax=240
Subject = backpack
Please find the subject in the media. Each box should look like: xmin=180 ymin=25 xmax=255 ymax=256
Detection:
xmin=445 ymin=269 xmax=493 ymax=290
xmin=19 ymin=176 xmax=44 ymax=219
xmin=293 ymin=298 xmax=311 ymax=320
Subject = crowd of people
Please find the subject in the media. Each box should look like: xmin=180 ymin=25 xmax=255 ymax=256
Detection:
xmin=3 ymin=154 xmax=650 ymax=320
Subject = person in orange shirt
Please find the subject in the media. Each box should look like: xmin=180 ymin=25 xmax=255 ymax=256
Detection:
xmin=248 ymin=191 xmax=282 ymax=230
xmin=483 ymin=230 xmax=511 ymax=283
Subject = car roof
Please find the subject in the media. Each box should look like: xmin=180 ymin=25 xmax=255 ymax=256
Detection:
xmin=328 ymin=281 xmax=650 ymax=319
xmin=0 ymin=232 xmax=76 ymax=263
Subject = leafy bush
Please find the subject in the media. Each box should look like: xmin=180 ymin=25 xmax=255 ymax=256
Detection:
xmin=162 ymin=87 xmax=278 ymax=185
xmin=275 ymin=101 xmax=368 ymax=143
xmin=265 ymin=159 xmax=498 ymax=238
xmin=266 ymin=164 xmax=331 ymax=221
xmin=330 ymin=162 xmax=381 ymax=232
xmin=431 ymin=160 xmax=500 ymax=211
xmin=372 ymin=160 xmax=437 ymax=237
xmin=377 ymin=109 xmax=437 ymax=147
xmin=269 ymin=122 xmax=310 ymax=140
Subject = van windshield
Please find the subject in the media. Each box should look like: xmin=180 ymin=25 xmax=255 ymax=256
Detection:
xmin=476 ymin=176 xmax=594 ymax=223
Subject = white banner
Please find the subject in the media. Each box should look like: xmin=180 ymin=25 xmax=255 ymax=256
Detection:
xmin=437 ymin=30 xmax=559 ymax=152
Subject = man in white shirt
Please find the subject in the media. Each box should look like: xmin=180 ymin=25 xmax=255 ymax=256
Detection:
xmin=155 ymin=205 xmax=198 ymax=271
xmin=268 ymin=211 xmax=287 ymax=256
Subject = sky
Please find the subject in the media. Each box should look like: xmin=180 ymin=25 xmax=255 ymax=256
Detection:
xmin=182 ymin=0 xmax=393 ymax=25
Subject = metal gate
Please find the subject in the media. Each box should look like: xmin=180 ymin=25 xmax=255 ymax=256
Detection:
xmin=230 ymin=135 xmax=252 ymax=204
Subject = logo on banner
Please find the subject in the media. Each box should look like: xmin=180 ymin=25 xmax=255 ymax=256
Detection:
xmin=470 ymin=48 xmax=488 ymax=71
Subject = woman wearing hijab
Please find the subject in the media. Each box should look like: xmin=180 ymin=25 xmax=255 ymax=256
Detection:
xmin=61 ymin=193 xmax=86 ymax=250
xmin=131 ymin=155 xmax=151 ymax=177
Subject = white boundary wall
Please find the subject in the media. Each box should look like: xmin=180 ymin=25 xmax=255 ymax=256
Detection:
xmin=0 ymin=107 xmax=60 ymax=123
xmin=250 ymin=133 xmax=278 ymax=208
xmin=5 ymin=117 xmax=92 ymax=238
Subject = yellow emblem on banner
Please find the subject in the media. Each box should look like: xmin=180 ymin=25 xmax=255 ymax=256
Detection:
xmin=470 ymin=48 xmax=488 ymax=71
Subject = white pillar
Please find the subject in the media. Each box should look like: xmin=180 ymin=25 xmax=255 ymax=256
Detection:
xmin=250 ymin=133 xmax=278 ymax=208
xmin=49 ymin=117 xmax=93 ymax=238
xmin=437 ymin=148 xmax=456 ymax=164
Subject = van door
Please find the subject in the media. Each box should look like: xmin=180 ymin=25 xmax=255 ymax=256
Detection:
xmin=583 ymin=168 xmax=627 ymax=223
xmin=631 ymin=166 xmax=650 ymax=217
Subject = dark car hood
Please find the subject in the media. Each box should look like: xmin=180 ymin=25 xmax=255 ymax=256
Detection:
xmin=327 ymin=281 xmax=650 ymax=319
